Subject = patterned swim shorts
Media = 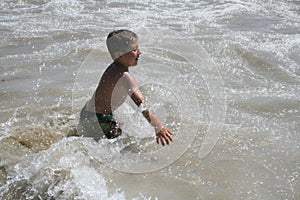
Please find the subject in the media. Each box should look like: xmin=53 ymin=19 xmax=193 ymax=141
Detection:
xmin=78 ymin=106 xmax=122 ymax=140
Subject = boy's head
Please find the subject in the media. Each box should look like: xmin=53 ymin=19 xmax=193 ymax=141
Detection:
xmin=106 ymin=30 xmax=139 ymax=60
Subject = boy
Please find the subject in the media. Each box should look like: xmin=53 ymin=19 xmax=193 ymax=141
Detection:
xmin=79 ymin=30 xmax=173 ymax=146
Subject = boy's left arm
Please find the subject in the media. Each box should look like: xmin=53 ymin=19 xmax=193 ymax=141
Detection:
xmin=125 ymin=73 xmax=173 ymax=146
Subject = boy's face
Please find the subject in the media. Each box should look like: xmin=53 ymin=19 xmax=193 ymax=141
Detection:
xmin=116 ymin=40 xmax=141 ymax=67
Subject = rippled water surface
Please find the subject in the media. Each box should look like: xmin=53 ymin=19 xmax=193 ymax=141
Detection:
xmin=1 ymin=0 xmax=299 ymax=199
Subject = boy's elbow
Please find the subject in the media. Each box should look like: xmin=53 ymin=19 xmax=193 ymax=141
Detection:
xmin=142 ymin=109 xmax=152 ymax=121
xmin=142 ymin=109 xmax=151 ymax=116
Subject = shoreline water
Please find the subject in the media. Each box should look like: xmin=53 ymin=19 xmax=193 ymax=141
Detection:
xmin=1 ymin=0 xmax=299 ymax=199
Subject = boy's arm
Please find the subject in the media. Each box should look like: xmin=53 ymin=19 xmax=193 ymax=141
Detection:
xmin=131 ymin=91 xmax=173 ymax=146
xmin=125 ymin=74 xmax=173 ymax=146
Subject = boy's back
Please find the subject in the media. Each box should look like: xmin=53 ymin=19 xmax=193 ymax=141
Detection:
xmin=85 ymin=61 xmax=132 ymax=114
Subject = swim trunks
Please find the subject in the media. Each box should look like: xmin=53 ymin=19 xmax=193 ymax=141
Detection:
xmin=78 ymin=105 xmax=122 ymax=140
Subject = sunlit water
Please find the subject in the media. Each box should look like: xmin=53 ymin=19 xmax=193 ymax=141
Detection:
xmin=1 ymin=0 xmax=299 ymax=199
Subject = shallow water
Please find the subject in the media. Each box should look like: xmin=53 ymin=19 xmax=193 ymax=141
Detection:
xmin=1 ymin=0 xmax=300 ymax=199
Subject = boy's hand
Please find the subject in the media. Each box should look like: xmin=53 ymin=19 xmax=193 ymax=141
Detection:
xmin=156 ymin=127 xmax=173 ymax=146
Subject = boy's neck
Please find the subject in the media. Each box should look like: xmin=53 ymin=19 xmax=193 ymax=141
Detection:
xmin=113 ymin=60 xmax=129 ymax=72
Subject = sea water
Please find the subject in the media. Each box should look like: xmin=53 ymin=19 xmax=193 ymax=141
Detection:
xmin=0 ymin=0 xmax=299 ymax=199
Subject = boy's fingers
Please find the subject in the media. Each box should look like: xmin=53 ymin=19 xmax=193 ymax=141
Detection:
xmin=167 ymin=134 xmax=173 ymax=142
xmin=166 ymin=138 xmax=170 ymax=145
xmin=156 ymin=130 xmax=173 ymax=146
xmin=163 ymin=130 xmax=172 ymax=142
xmin=163 ymin=136 xmax=169 ymax=145
xmin=161 ymin=138 xmax=165 ymax=146
xmin=156 ymin=136 xmax=165 ymax=146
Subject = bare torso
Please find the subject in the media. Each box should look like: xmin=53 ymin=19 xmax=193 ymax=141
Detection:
xmin=83 ymin=60 xmax=173 ymax=146
xmin=85 ymin=62 xmax=135 ymax=114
